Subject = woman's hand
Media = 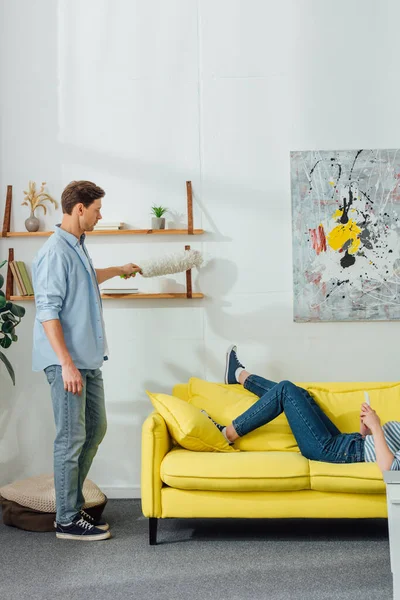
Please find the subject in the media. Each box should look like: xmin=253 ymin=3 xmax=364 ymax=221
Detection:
xmin=360 ymin=402 xmax=381 ymax=433
xmin=359 ymin=413 xmax=372 ymax=437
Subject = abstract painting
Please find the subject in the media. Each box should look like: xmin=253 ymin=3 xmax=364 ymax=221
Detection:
xmin=291 ymin=149 xmax=400 ymax=322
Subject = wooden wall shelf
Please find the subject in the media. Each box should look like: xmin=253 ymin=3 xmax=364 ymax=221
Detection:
xmin=3 ymin=229 xmax=204 ymax=238
xmin=3 ymin=182 xmax=204 ymax=301
xmin=6 ymin=243 xmax=201 ymax=300
xmin=1 ymin=181 xmax=201 ymax=238
xmin=10 ymin=293 xmax=204 ymax=301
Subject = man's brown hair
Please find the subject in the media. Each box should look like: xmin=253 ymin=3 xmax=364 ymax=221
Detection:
xmin=61 ymin=181 xmax=105 ymax=215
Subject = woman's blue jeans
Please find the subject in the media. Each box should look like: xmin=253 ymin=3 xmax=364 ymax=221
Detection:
xmin=44 ymin=365 xmax=107 ymax=524
xmin=232 ymin=375 xmax=365 ymax=464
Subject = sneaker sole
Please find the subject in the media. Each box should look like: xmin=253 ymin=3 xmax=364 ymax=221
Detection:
xmin=225 ymin=344 xmax=236 ymax=384
xmin=56 ymin=531 xmax=111 ymax=541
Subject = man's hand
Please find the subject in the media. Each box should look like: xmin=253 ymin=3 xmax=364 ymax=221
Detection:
xmin=360 ymin=402 xmax=381 ymax=433
xmin=120 ymin=263 xmax=142 ymax=279
xmin=62 ymin=361 xmax=83 ymax=396
xmin=96 ymin=265 xmax=142 ymax=284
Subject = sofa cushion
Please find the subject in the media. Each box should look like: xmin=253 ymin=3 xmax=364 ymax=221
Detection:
xmin=309 ymin=460 xmax=385 ymax=494
xmin=161 ymin=448 xmax=310 ymax=492
xmin=146 ymin=391 xmax=237 ymax=453
xmin=308 ymin=383 xmax=400 ymax=432
xmin=185 ymin=378 xmax=298 ymax=452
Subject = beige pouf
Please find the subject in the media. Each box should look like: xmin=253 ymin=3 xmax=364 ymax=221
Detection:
xmin=0 ymin=474 xmax=107 ymax=532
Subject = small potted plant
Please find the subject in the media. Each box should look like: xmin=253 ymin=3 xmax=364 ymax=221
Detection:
xmin=0 ymin=260 xmax=26 ymax=385
xmin=22 ymin=181 xmax=58 ymax=232
xmin=151 ymin=205 xmax=168 ymax=230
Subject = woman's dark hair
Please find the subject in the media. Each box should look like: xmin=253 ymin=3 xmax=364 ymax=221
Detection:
xmin=61 ymin=181 xmax=105 ymax=215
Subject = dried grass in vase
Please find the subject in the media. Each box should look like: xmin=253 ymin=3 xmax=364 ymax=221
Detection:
xmin=22 ymin=181 xmax=58 ymax=232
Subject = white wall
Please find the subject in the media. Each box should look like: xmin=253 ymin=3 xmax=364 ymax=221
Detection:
xmin=1 ymin=0 xmax=400 ymax=497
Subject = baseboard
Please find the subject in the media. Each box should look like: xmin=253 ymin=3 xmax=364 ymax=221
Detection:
xmin=99 ymin=485 xmax=141 ymax=499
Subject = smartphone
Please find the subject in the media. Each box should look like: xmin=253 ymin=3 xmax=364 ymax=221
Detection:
xmin=364 ymin=391 xmax=370 ymax=406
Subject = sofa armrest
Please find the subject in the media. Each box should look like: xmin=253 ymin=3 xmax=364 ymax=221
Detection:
xmin=141 ymin=411 xmax=172 ymax=518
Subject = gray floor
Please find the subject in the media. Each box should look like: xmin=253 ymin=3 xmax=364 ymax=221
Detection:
xmin=0 ymin=499 xmax=393 ymax=600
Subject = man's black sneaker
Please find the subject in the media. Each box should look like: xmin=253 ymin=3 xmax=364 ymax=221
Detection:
xmin=53 ymin=510 xmax=109 ymax=531
xmin=79 ymin=509 xmax=109 ymax=531
xmin=56 ymin=515 xmax=111 ymax=541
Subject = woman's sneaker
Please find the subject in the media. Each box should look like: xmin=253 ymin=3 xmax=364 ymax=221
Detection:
xmin=225 ymin=344 xmax=245 ymax=384
xmin=200 ymin=409 xmax=225 ymax=433
xmin=79 ymin=509 xmax=109 ymax=531
xmin=56 ymin=515 xmax=111 ymax=541
xmin=200 ymin=410 xmax=234 ymax=445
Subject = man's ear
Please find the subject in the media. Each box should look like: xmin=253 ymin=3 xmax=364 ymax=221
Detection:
xmin=75 ymin=203 xmax=85 ymax=216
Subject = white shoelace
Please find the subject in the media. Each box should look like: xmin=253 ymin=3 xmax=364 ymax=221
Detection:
xmin=76 ymin=517 xmax=94 ymax=530
xmin=80 ymin=510 xmax=94 ymax=522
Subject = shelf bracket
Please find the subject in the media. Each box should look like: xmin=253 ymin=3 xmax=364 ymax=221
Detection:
xmin=186 ymin=181 xmax=193 ymax=235
xmin=2 ymin=185 xmax=12 ymax=238
xmin=185 ymin=245 xmax=193 ymax=298
xmin=6 ymin=248 xmax=14 ymax=300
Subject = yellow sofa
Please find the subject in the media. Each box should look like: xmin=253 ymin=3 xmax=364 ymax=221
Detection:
xmin=141 ymin=380 xmax=398 ymax=545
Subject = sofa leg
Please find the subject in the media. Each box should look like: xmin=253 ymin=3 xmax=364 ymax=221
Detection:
xmin=149 ymin=518 xmax=158 ymax=545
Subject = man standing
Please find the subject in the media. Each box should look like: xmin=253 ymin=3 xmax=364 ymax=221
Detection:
xmin=32 ymin=180 xmax=140 ymax=541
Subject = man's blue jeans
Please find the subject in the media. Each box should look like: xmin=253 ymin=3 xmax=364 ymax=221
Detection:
xmin=44 ymin=365 xmax=107 ymax=524
xmin=232 ymin=375 xmax=365 ymax=464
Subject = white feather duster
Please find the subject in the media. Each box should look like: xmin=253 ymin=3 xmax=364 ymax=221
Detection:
xmin=134 ymin=249 xmax=204 ymax=278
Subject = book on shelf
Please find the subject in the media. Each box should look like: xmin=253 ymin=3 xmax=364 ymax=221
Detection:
xmin=93 ymin=222 xmax=124 ymax=230
xmin=10 ymin=261 xmax=34 ymax=296
xmin=9 ymin=262 xmax=26 ymax=295
xmin=101 ymin=288 xmax=139 ymax=294
xmin=17 ymin=261 xmax=34 ymax=295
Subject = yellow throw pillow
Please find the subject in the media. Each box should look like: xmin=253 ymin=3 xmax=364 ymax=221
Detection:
xmin=146 ymin=391 xmax=237 ymax=453
xmin=187 ymin=378 xmax=298 ymax=452
xmin=308 ymin=384 xmax=400 ymax=433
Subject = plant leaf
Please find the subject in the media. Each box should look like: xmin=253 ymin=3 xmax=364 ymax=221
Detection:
xmin=0 ymin=350 xmax=15 ymax=385
xmin=10 ymin=303 xmax=25 ymax=318
xmin=0 ymin=335 xmax=12 ymax=349
xmin=0 ymin=296 xmax=6 ymax=310
xmin=1 ymin=313 xmax=16 ymax=322
xmin=2 ymin=321 xmax=15 ymax=334
xmin=0 ymin=260 xmax=6 ymax=269
xmin=0 ymin=274 xmax=3 ymax=289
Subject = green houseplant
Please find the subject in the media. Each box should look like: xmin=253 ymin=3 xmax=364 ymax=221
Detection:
xmin=151 ymin=205 xmax=168 ymax=230
xmin=0 ymin=260 xmax=26 ymax=384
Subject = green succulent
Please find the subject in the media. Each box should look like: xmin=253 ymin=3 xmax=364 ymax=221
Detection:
xmin=0 ymin=260 xmax=26 ymax=385
xmin=151 ymin=205 xmax=168 ymax=218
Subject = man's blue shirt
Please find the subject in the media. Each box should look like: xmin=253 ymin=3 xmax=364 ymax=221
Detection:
xmin=32 ymin=225 xmax=109 ymax=372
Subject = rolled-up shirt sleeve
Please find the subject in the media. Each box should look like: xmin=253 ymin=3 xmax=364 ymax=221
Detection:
xmin=33 ymin=250 xmax=67 ymax=323
xmin=390 ymin=451 xmax=400 ymax=470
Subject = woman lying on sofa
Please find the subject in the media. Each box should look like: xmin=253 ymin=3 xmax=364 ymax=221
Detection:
xmin=204 ymin=345 xmax=400 ymax=474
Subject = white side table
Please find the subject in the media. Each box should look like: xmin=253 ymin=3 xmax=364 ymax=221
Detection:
xmin=384 ymin=471 xmax=400 ymax=600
